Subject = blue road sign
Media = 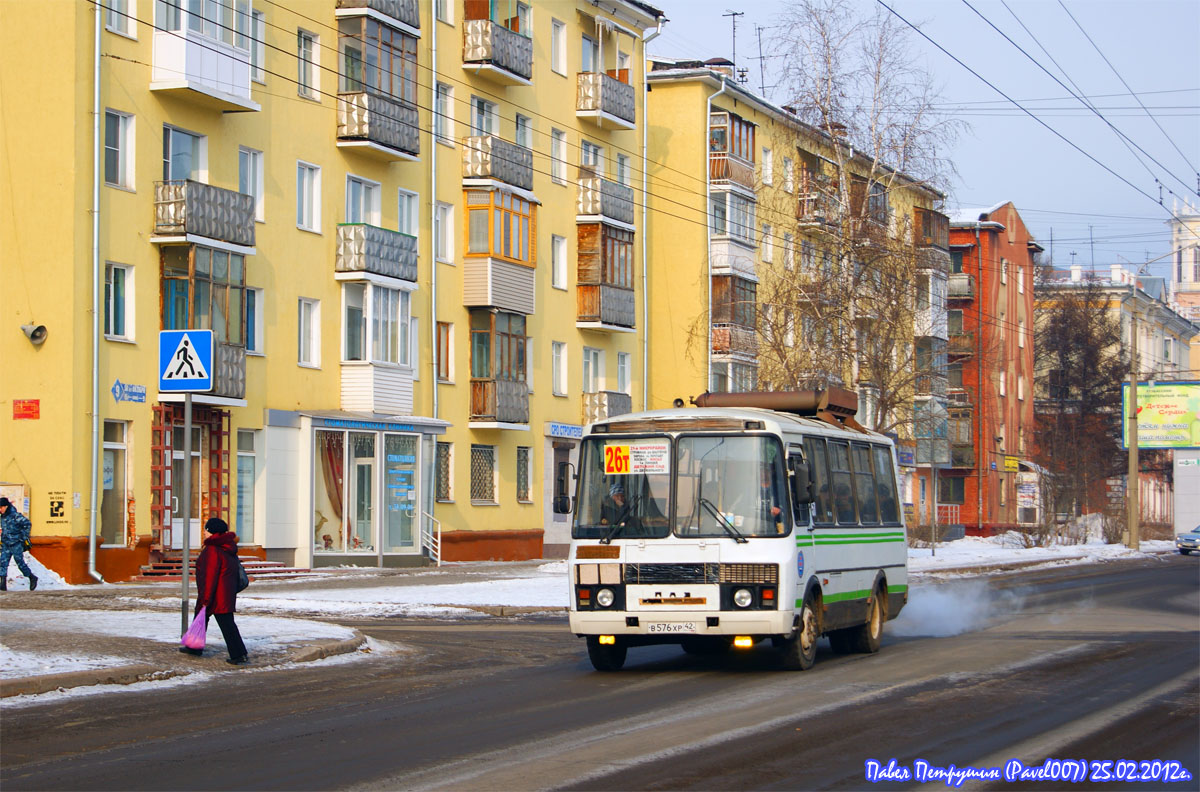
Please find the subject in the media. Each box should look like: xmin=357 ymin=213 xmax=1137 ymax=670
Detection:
xmin=159 ymin=330 xmax=213 ymax=393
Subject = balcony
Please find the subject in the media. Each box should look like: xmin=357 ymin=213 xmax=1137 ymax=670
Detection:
xmin=462 ymin=135 xmax=533 ymax=191
xmin=577 ymin=175 xmax=634 ymax=225
xmin=470 ymin=378 xmax=529 ymax=425
xmin=463 ymin=257 xmax=535 ymax=315
xmin=915 ymin=373 xmax=948 ymax=398
xmin=711 ymin=324 xmax=758 ymax=357
xmin=336 ymin=91 xmax=420 ymax=160
xmin=948 ymin=331 xmax=974 ymax=355
xmin=709 ymin=238 xmax=757 ymax=280
xmin=335 ymin=0 xmax=420 ymax=32
xmin=948 ymin=273 xmax=975 ymax=299
xmin=582 ymin=390 xmax=633 ymax=424
xmin=708 ymin=152 xmax=755 ymax=193
xmin=213 ymin=343 xmax=246 ymax=399
xmin=341 ymin=362 xmax=413 ymax=416
xmin=915 ymin=207 xmax=949 ymax=250
xmin=150 ymin=29 xmax=259 ymax=112
xmin=336 ymin=224 xmax=418 ymax=282
xmin=153 ymin=180 xmax=255 ymax=250
xmin=577 ymin=284 xmax=636 ymax=331
xmin=462 ymin=20 xmax=533 ymax=85
xmin=950 ymin=443 xmax=975 ymax=468
xmin=576 ymin=72 xmax=636 ymax=130
xmin=797 ymin=172 xmax=839 ymax=230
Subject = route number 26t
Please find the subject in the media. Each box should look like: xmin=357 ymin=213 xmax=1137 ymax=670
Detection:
xmin=604 ymin=445 xmax=630 ymax=475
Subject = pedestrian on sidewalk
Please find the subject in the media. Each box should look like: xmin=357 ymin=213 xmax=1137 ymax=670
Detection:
xmin=183 ymin=517 xmax=248 ymax=665
xmin=0 ymin=497 xmax=37 ymax=592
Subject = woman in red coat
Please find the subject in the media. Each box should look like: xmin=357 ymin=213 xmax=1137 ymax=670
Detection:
xmin=182 ymin=517 xmax=248 ymax=664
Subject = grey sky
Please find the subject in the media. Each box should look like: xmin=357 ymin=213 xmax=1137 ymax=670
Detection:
xmin=647 ymin=0 xmax=1199 ymax=279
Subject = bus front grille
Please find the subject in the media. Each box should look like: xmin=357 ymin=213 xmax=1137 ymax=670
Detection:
xmin=623 ymin=563 xmax=778 ymax=585
xmin=719 ymin=563 xmax=779 ymax=584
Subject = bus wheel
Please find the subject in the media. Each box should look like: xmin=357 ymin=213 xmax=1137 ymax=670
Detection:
xmin=780 ymin=593 xmax=819 ymax=670
xmin=844 ymin=586 xmax=886 ymax=654
xmin=586 ymin=636 xmax=627 ymax=671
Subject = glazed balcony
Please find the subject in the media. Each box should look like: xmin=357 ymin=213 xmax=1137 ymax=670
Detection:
xmin=341 ymin=362 xmax=413 ymax=416
xmin=462 ymin=20 xmax=533 ymax=85
xmin=950 ymin=443 xmax=975 ymax=468
xmin=336 ymin=224 xmax=418 ymax=282
xmin=576 ymin=72 xmax=636 ymax=130
xmin=947 ymin=331 xmax=975 ymax=355
xmin=335 ymin=0 xmax=420 ymax=31
xmin=470 ymin=378 xmax=530 ymax=425
xmin=711 ymin=324 xmax=758 ymax=357
xmin=915 ymin=207 xmax=950 ymax=250
xmin=462 ymin=135 xmax=533 ymax=191
xmin=582 ymin=390 xmax=633 ymax=425
xmin=153 ymin=180 xmax=255 ymax=249
xmin=336 ymin=91 xmax=420 ymax=160
xmin=709 ymin=238 xmax=757 ymax=280
xmin=708 ymin=152 xmax=755 ymax=192
xmin=577 ymin=174 xmax=634 ymax=225
xmin=577 ymin=284 xmax=635 ymax=331
xmin=948 ymin=273 xmax=975 ymax=299
xmin=150 ymin=27 xmax=258 ymax=112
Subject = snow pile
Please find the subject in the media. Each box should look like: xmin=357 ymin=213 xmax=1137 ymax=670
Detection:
xmin=0 ymin=643 xmax=128 ymax=678
xmin=4 ymin=553 xmax=71 ymax=591
xmin=908 ymin=534 xmax=1175 ymax=575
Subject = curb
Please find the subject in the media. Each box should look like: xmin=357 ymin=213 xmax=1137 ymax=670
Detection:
xmin=0 ymin=664 xmax=182 ymax=699
xmin=285 ymin=630 xmax=367 ymax=663
xmin=912 ymin=548 xmax=1179 ymax=577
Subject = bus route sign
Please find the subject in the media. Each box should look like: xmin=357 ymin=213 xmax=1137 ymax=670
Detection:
xmin=604 ymin=440 xmax=670 ymax=475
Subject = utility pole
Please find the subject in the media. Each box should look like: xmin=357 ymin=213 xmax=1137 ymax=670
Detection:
xmin=755 ymin=25 xmax=767 ymax=95
xmin=1127 ymin=298 xmax=1140 ymax=550
xmin=723 ymin=10 xmax=744 ymax=71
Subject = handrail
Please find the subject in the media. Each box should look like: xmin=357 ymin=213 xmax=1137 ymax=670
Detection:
xmin=421 ymin=511 xmax=442 ymax=567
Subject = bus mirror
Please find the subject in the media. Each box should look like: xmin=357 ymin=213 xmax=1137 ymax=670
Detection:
xmin=554 ymin=461 xmax=576 ymax=514
xmin=553 ymin=495 xmax=573 ymax=514
xmin=791 ymin=460 xmax=814 ymax=506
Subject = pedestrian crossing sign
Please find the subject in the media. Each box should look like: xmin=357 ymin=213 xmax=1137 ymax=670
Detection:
xmin=159 ymin=330 xmax=213 ymax=393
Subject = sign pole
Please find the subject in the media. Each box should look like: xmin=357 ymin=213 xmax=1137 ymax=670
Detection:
xmin=181 ymin=391 xmax=193 ymax=635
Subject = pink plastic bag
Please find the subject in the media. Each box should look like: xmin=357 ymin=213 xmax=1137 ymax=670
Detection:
xmin=181 ymin=606 xmax=207 ymax=650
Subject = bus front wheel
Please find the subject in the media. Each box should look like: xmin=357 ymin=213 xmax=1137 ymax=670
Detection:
xmin=586 ymin=636 xmax=627 ymax=671
xmin=780 ymin=592 xmax=819 ymax=670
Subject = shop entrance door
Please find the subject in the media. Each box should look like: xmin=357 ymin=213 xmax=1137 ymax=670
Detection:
xmin=170 ymin=425 xmax=203 ymax=550
xmin=350 ymin=458 xmax=374 ymax=551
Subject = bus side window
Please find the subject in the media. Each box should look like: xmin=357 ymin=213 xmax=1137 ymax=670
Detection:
xmin=873 ymin=445 xmax=900 ymax=523
xmin=852 ymin=444 xmax=879 ymax=524
xmin=827 ymin=440 xmax=857 ymax=525
xmin=788 ymin=450 xmax=814 ymax=524
xmin=803 ymin=436 xmax=834 ymax=525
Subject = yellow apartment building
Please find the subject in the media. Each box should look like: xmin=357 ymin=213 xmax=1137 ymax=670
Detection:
xmin=0 ymin=0 xmax=664 ymax=582
xmin=643 ymin=59 xmax=950 ymax=513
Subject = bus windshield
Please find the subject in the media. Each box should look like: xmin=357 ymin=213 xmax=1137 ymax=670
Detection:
xmin=572 ymin=436 xmax=672 ymax=540
xmin=674 ymin=435 xmax=789 ymax=537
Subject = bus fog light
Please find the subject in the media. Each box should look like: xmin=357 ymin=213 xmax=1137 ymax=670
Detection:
xmin=733 ymin=588 xmax=753 ymax=608
xmin=733 ymin=636 xmax=754 ymax=649
xmin=596 ymin=588 xmax=616 ymax=608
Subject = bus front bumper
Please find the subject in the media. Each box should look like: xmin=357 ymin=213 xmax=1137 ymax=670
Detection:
xmin=570 ymin=609 xmax=794 ymax=639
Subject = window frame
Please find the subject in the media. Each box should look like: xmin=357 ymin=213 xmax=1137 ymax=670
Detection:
xmin=435 ymin=441 xmax=454 ymax=502
xmin=101 ymin=419 xmax=130 ymax=546
xmin=551 ymin=129 xmax=567 ymax=184
xmin=397 ymin=188 xmax=419 ymax=237
xmin=298 ymin=297 xmax=321 ymax=368
xmin=104 ymin=262 xmax=132 ymax=340
xmin=161 ymin=245 xmax=246 ymax=346
xmin=470 ymin=444 xmax=498 ymax=505
xmin=582 ymin=346 xmax=603 ymax=394
xmin=436 ymin=321 xmax=454 ymax=382
xmin=464 ymin=189 xmax=537 ymax=266
xmin=551 ymin=234 xmax=568 ymax=290
xmin=470 ymin=96 xmax=498 ymax=137
xmin=162 ymin=124 xmax=204 ymax=182
xmin=435 ymin=201 xmax=454 ymax=262
xmin=435 ymin=82 xmax=455 ymax=144
xmin=552 ymin=341 xmax=567 ymax=396
xmin=617 ymin=352 xmax=631 ymax=395
xmin=296 ymin=161 xmax=321 ymax=232
xmin=250 ymin=9 xmax=266 ymax=83
xmin=345 ymin=174 xmax=382 ymax=226
xmin=551 ymin=19 xmax=566 ymax=75
xmin=245 ymin=286 xmax=264 ymax=354
xmin=105 ymin=0 xmax=136 ymax=38
xmin=297 ymin=29 xmax=319 ymax=100
xmin=239 ymin=146 xmax=264 ymax=221
xmin=516 ymin=446 xmax=532 ymax=503
xmin=104 ymin=110 xmax=134 ymax=189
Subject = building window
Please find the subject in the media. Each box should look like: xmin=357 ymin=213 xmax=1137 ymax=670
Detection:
xmin=999 ymin=371 xmax=1007 ymax=397
xmin=297 ymin=30 xmax=318 ymax=99
xmin=586 ymin=225 xmax=634 ymax=288
xmin=298 ymin=298 xmax=320 ymax=367
xmin=397 ymin=189 xmax=418 ymax=237
xmin=250 ymin=10 xmax=266 ymax=82
xmin=581 ymin=140 xmax=603 ymax=173
xmin=552 ymin=234 xmax=567 ymax=290
xmin=709 ymin=112 xmax=756 ymax=163
xmin=465 ymin=190 xmax=536 ymax=265
xmin=343 ymin=283 xmax=410 ymax=364
xmin=1017 ymin=266 xmax=1025 ymax=294
xmin=710 ymin=192 xmax=755 ymax=245
xmin=517 ymin=447 xmax=532 ymax=502
xmin=435 ymin=82 xmax=454 ymax=143
xmin=161 ymin=246 xmax=246 ymax=344
xmin=345 ymin=175 xmax=381 ymax=225
xmin=552 ymin=341 xmax=567 ymax=396
xmin=784 ymin=233 xmax=795 ymax=270
xmin=713 ymin=275 xmax=756 ymax=328
xmin=436 ymin=0 xmax=452 ymax=23
xmin=1000 ymin=258 xmax=1008 ymax=284
xmin=435 ymin=442 xmax=453 ymax=501
xmin=236 ymin=430 xmax=257 ymax=542
xmin=762 ymin=224 xmax=773 ymax=263
xmin=582 ymin=347 xmax=603 ymax=393
xmin=613 ymin=154 xmax=630 ymax=188
xmin=101 ymin=420 xmax=129 ymax=545
xmin=435 ymin=201 xmax=454 ymax=262
xmin=948 ymin=309 xmax=963 ymax=336
xmin=245 ymin=287 xmax=263 ymax=353
xmin=515 ymin=114 xmax=532 ymax=149
xmin=783 ymin=157 xmax=794 ymax=193
xmin=617 ymin=352 xmax=631 ymax=395
xmin=470 ymin=445 xmax=497 ymax=503
xmin=104 ymin=263 xmax=131 ymax=339
xmin=470 ymin=311 xmax=526 ymax=383
xmin=436 ymin=321 xmax=453 ymax=381
xmin=239 ymin=147 xmax=264 ymax=221
xmin=163 ymin=125 xmax=202 ymax=181
xmin=470 ymin=96 xmax=498 ymax=137
xmin=551 ymin=129 xmax=567 ymax=183
xmin=338 ymin=17 xmax=417 ymax=104
xmin=1017 ymin=376 xmax=1025 ymax=401
xmin=581 ymin=34 xmax=598 ymax=72
xmin=105 ymin=110 xmax=134 ymax=188
xmin=938 ymin=475 xmax=965 ymax=504
xmin=1018 ymin=318 xmax=1026 ymax=348
xmin=107 ymin=0 xmax=137 ymax=36
xmin=710 ymin=361 xmax=757 ymax=393
xmin=297 ymin=161 xmax=321 ymax=231
xmin=551 ymin=19 xmax=566 ymax=74
xmin=761 ymin=147 xmax=773 ymax=185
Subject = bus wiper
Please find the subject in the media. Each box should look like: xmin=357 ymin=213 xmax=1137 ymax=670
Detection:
xmin=600 ymin=495 xmax=640 ymax=544
xmin=698 ymin=497 xmax=748 ymax=543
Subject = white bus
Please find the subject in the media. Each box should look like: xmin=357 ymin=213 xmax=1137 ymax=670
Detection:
xmin=564 ymin=389 xmax=908 ymax=671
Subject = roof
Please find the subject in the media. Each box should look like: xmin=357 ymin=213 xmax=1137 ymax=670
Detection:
xmin=589 ymin=406 xmax=888 ymax=440
xmin=949 ymin=202 xmax=1009 ymax=225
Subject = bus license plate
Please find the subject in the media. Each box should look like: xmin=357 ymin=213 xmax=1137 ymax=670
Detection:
xmin=646 ymin=622 xmax=697 ymax=634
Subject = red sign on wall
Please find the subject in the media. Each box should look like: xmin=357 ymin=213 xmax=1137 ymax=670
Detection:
xmin=13 ymin=399 xmax=39 ymax=420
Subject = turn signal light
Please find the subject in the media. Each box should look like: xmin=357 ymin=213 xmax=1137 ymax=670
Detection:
xmin=733 ymin=636 xmax=753 ymax=649
xmin=762 ymin=588 xmax=775 ymax=601
xmin=599 ymin=635 xmax=616 ymax=645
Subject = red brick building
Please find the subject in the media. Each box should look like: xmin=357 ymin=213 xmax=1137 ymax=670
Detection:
xmin=945 ymin=203 xmax=1042 ymax=535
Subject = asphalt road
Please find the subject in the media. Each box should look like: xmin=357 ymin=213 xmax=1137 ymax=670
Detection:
xmin=2 ymin=556 xmax=1196 ymax=791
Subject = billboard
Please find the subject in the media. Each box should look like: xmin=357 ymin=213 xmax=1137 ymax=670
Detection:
xmin=1121 ymin=381 xmax=1200 ymax=449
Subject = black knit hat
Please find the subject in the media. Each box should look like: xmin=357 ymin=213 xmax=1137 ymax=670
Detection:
xmin=0 ymin=497 xmax=10 ymax=509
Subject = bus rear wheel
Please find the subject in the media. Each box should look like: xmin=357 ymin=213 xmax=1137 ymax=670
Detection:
xmin=780 ymin=592 xmax=819 ymax=670
xmin=586 ymin=636 xmax=627 ymax=671
xmin=830 ymin=586 xmax=886 ymax=654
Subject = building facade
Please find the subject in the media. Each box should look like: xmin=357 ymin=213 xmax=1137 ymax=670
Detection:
xmin=0 ymin=0 xmax=664 ymax=581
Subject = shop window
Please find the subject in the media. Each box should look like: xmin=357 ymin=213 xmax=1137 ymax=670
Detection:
xmin=382 ymin=434 xmax=418 ymax=551
xmin=465 ymin=190 xmax=536 ymax=265
xmin=101 ymin=420 xmax=129 ymax=546
xmin=236 ymin=429 xmax=257 ymax=542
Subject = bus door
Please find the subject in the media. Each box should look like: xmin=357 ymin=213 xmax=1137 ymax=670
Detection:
xmin=787 ymin=443 xmax=815 ymax=600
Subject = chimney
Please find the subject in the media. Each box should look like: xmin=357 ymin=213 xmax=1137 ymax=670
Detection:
xmin=1111 ymin=264 xmax=1126 ymax=284
xmin=1070 ymin=264 xmax=1082 ymax=281
xmin=703 ymin=57 xmax=734 ymax=78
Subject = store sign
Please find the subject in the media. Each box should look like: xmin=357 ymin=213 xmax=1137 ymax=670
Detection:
xmin=1004 ymin=456 xmax=1020 ymax=472
xmin=1121 ymin=381 xmax=1200 ymax=449
xmin=546 ymin=422 xmax=583 ymax=439
xmin=13 ymin=399 xmax=39 ymax=420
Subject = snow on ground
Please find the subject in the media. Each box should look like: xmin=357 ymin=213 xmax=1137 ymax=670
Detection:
xmin=4 ymin=553 xmax=70 ymax=591
xmin=908 ymin=533 xmax=1176 ymax=575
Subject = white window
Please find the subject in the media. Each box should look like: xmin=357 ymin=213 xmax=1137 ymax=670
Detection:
xmin=345 ymin=175 xmax=381 ymax=225
xmin=236 ymin=429 xmax=258 ymax=542
xmin=582 ymin=347 xmax=603 ymax=393
xmin=1018 ymin=266 xmax=1025 ymax=294
xmin=104 ymin=263 xmax=132 ymax=339
xmin=784 ymin=233 xmax=794 ymax=270
xmin=1018 ymin=318 xmax=1026 ymax=348
xmin=296 ymin=161 xmax=321 ymax=231
xmin=617 ymin=352 xmax=631 ymax=395
xmin=581 ymin=140 xmax=603 ymax=172
xmin=801 ymin=240 xmax=814 ymax=270
xmin=245 ymin=287 xmax=263 ymax=354
xmin=552 ymin=234 xmax=567 ymax=290
xmin=470 ymin=444 xmax=497 ymax=504
xmin=1001 ymin=257 xmax=1008 ymax=284
xmin=999 ymin=371 xmax=1007 ymax=397
xmin=436 ymin=0 xmax=453 ymax=24
xmin=1018 ymin=376 xmax=1025 ymax=401
xmin=581 ymin=34 xmax=598 ymax=73
xmin=761 ymin=147 xmax=773 ymax=185
xmin=298 ymin=298 xmax=320 ymax=367
xmin=250 ymin=10 xmax=266 ymax=83
xmin=398 ymin=189 xmax=418 ymax=237
xmin=163 ymin=125 xmax=203 ymax=181
xmin=515 ymin=114 xmax=531 ymax=149
xmin=762 ymin=224 xmax=773 ymax=263
xmin=552 ymin=341 xmax=567 ymax=396
xmin=104 ymin=110 xmax=134 ymax=189
xmin=470 ymin=96 xmax=497 ymax=137
xmin=101 ymin=420 xmax=129 ymax=546
xmin=342 ymin=285 xmax=410 ymax=365
xmin=551 ymin=19 xmax=566 ymax=75
xmin=239 ymin=146 xmax=264 ymax=221
xmin=298 ymin=30 xmax=318 ymax=99
xmin=616 ymin=154 xmax=631 ymax=187
xmin=105 ymin=0 xmax=135 ymax=37
xmin=551 ymin=129 xmax=567 ymax=183
xmin=783 ymin=157 xmax=794 ymax=193
xmin=435 ymin=201 xmax=454 ymax=262
xmin=435 ymin=83 xmax=454 ymax=143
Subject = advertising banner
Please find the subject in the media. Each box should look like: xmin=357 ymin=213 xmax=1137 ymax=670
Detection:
xmin=1121 ymin=381 xmax=1200 ymax=449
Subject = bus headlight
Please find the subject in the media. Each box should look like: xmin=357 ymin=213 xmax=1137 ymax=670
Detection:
xmin=596 ymin=588 xmax=616 ymax=608
xmin=733 ymin=588 xmax=753 ymax=608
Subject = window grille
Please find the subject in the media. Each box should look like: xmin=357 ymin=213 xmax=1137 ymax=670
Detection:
xmin=470 ymin=445 xmax=496 ymax=502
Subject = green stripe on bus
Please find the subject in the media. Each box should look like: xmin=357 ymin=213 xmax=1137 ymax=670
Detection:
xmin=817 ymin=532 xmax=905 ymax=539
xmin=813 ymin=538 xmax=906 ymax=546
xmin=794 ymin=584 xmax=908 ymax=609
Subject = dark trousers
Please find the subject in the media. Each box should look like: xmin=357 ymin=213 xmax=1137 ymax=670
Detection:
xmin=208 ymin=612 xmax=247 ymax=660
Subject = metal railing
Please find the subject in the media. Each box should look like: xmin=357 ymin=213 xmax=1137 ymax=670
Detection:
xmin=463 ymin=19 xmax=533 ymax=81
xmin=577 ymin=175 xmax=634 ymax=224
xmin=336 ymin=91 xmax=420 ymax=158
xmin=336 ymin=223 xmax=418 ymax=282
xmin=421 ymin=511 xmax=441 ymax=567
xmin=154 ymin=180 xmax=255 ymax=246
xmin=462 ymin=135 xmax=533 ymax=190
xmin=576 ymin=72 xmax=635 ymax=125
